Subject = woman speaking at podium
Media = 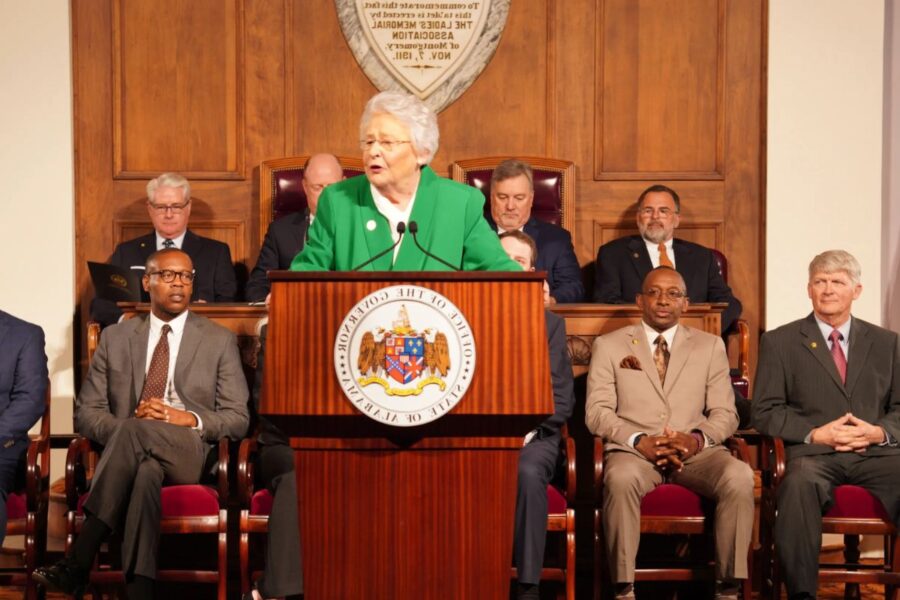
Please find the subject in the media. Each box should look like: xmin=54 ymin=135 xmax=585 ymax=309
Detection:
xmin=289 ymin=91 xmax=519 ymax=273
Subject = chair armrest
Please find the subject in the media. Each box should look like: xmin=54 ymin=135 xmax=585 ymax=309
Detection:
xmin=25 ymin=434 xmax=51 ymax=512
xmin=237 ymin=437 xmax=260 ymax=506
xmin=65 ymin=436 xmax=97 ymax=511
xmin=733 ymin=319 xmax=750 ymax=381
xmin=593 ymin=438 xmax=605 ymax=504
xmin=563 ymin=433 xmax=576 ymax=502
xmin=87 ymin=321 xmax=101 ymax=364
xmin=759 ymin=435 xmax=786 ymax=490
xmin=724 ymin=435 xmax=752 ymax=464
xmin=216 ymin=438 xmax=230 ymax=506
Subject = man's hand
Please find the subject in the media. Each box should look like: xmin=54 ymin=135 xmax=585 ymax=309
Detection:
xmin=811 ymin=413 xmax=884 ymax=452
xmin=635 ymin=434 xmax=680 ymax=469
xmin=135 ymin=398 xmax=197 ymax=428
xmin=663 ymin=426 xmax=702 ymax=462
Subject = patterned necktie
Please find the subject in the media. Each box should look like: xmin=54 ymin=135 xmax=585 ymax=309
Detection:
xmin=830 ymin=329 xmax=847 ymax=385
xmin=654 ymin=335 xmax=669 ymax=385
xmin=658 ymin=243 xmax=674 ymax=268
xmin=163 ymin=239 xmax=175 ymax=249
xmin=140 ymin=324 xmax=171 ymax=401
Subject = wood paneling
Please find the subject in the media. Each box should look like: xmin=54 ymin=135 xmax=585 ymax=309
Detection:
xmin=112 ymin=0 xmax=244 ymax=179
xmin=73 ymin=0 xmax=765 ymax=386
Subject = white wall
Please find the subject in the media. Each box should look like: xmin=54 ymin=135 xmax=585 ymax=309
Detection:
xmin=767 ymin=0 xmax=885 ymax=329
xmin=0 ymin=1 xmax=75 ymax=465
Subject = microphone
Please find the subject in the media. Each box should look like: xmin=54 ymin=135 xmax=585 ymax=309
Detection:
xmin=408 ymin=221 xmax=461 ymax=271
xmin=351 ymin=221 xmax=406 ymax=271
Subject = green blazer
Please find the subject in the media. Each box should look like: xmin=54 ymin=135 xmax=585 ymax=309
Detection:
xmin=290 ymin=166 xmax=522 ymax=272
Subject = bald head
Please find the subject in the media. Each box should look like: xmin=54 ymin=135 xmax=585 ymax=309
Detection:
xmin=303 ymin=153 xmax=344 ymax=215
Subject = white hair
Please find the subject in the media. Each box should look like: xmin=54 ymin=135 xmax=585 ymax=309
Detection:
xmin=147 ymin=172 xmax=191 ymax=204
xmin=808 ymin=249 xmax=862 ymax=285
xmin=359 ymin=91 xmax=439 ymax=164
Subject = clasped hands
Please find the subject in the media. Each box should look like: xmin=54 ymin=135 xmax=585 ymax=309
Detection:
xmin=135 ymin=398 xmax=197 ymax=428
xmin=636 ymin=426 xmax=701 ymax=472
xmin=811 ymin=412 xmax=885 ymax=452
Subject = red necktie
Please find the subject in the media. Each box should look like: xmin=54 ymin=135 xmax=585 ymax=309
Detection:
xmin=829 ymin=329 xmax=846 ymax=385
xmin=140 ymin=324 xmax=171 ymax=401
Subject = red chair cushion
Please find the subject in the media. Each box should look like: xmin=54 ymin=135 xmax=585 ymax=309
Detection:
xmin=250 ymin=489 xmax=273 ymax=516
xmin=6 ymin=491 xmax=26 ymax=521
xmin=77 ymin=485 xmax=219 ymax=517
xmin=641 ymin=483 xmax=705 ymax=517
xmin=547 ymin=484 xmax=566 ymax=515
xmin=825 ymin=485 xmax=890 ymax=520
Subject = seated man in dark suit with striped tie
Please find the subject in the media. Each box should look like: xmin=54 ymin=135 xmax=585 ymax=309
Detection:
xmin=90 ymin=172 xmax=237 ymax=326
xmin=245 ymin=153 xmax=344 ymax=302
xmin=35 ymin=248 xmax=249 ymax=600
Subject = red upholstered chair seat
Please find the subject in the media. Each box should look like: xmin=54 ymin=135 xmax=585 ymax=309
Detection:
xmin=76 ymin=485 xmax=220 ymax=518
xmin=547 ymin=484 xmax=567 ymax=515
xmin=825 ymin=485 xmax=890 ymax=520
xmin=6 ymin=492 xmax=26 ymax=521
xmin=640 ymin=483 xmax=706 ymax=517
xmin=250 ymin=489 xmax=273 ymax=516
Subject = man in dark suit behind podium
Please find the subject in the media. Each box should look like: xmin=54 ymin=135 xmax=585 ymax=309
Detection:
xmin=90 ymin=172 xmax=237 ymax=326
xmin=245 ymin=154 xmax=344 ymax=302
xmin=499 ymin=231 xmax=576 ymax=600
xmin=487 ymin=159 xmax=584 ymax=303
xmin=752 ymin=250 xmax=900 ymax=600
xmin=592 ymin=184 xmax=742 ymax=332
xmin=35 ymin=249 xmax=249 ymax=600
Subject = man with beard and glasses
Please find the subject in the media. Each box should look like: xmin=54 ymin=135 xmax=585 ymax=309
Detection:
xmin=592 ymin=185 xmax=742 ymax=332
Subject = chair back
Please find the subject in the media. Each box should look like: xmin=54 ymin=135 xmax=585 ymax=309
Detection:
xmin=711 ymin=248 xmax=728 ymax=283
xmin=450 ymin=156 xmax=575 ymax=231
xmin=258 ymin=156 xmax=364 ymax=242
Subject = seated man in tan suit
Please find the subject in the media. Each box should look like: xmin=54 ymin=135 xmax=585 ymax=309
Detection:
xmin=586 ymin=267 xmax=753 ymax=599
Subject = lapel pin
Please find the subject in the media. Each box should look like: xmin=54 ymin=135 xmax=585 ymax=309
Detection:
xmin=632 ymin=339 xmax=638 ymax=345
xmin=366 ymin=219 xmax=376 ymax=231
xmin=810 ymin=342 xmax=817 ymax=349
xmin=632 ymin=252 xmax=639 ymax=258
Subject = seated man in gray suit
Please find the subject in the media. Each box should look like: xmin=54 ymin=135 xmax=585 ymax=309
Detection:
xmin=498 ymin=231 xmax=575 ymax=600
xmin=752 ymin=250 xmax=900 ymax=600
xmin=587 ymin=267 xmax=753 ymax=600
xmin=35 ymin=248 xmax=249 ymax=600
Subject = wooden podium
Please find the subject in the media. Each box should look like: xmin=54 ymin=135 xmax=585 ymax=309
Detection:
xmin=262 ymin=272 xmax=554 ymax=600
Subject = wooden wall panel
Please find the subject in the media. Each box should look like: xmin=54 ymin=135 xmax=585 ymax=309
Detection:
xmin=112 ymin=0 xmax=243 ymax=178
xmin=73 ymin=0 xmax=765 ymax=386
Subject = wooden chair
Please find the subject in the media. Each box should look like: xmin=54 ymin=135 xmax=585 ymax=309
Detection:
xmin=0 ymin=383 xmax=51 ymax=599
xmin=593 ymin=437 xmax=754 ymax=600
xmin=449 ymin=156 xmax=576 ymax=232
xmin=258 ymin=155 xmax=365 ymax=240
xmin=709 ymin=249 xmax=750 ymax=397
xmin=759 ymin=436 xmax=900 ymax=600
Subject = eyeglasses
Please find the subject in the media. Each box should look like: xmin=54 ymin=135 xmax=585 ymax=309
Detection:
xmin=638 ymin=207 xmax=676 ymax=218
xmin=359 ymin=139 xmax=411 ymax=152
xmin=641 ymin=288 xmax=686 ymax=300
xmin=148 ymin=270 xmax=195 ymax=283
xmin=148 ymin=200 xmax=191 ymax=214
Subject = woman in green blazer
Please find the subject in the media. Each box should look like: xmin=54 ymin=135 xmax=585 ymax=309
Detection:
xmin=290 ymin=92 xmax=521 ymax=273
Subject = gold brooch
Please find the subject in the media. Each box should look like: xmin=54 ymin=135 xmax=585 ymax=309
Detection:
xmin=810 ymin=342 xmax=817 ymax=349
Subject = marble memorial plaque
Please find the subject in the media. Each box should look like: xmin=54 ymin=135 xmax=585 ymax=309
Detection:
xmin=336 ymin=0 xmax=509 ymax=112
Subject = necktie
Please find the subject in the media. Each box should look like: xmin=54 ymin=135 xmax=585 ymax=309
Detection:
xmin=140 ymin=324 xmax=171 ymax=401
xmin=830 ymin=329 xmax=847 ymax=385
xmin=163 ymin=239 xmax=175 ymax=249
xmin=658 ymin=243 xmax=673 ymax=268
xmin=654 ymin=335 xmax=669 ymax=385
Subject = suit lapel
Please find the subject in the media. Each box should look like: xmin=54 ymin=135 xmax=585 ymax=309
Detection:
xmin=395 ymin=167 xmax=438 ymax=270
xmin=845 ymin=318 xmax=872 ymax=396
xmin=664 ymin=326 xmax=692 ymax=395
xmin=358 ymin=184 xmax=394 ymax=271
xmin=627 ymin=237 xmax=653 ymax=298
xmin=174 ymin=312 xmax=202 ymax=397
xmin=627 ymin=325 xmax=666 ymax=401
xmin=799 ymin=316 xmax=846 ymax=394
xmin=130 ymin=315 xmax=151 ymax=405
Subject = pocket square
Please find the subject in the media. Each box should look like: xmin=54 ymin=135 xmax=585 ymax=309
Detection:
xmin=620 ymin=355 xmax=642 ymax=370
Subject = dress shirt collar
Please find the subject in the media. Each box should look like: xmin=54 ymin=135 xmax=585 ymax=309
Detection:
xmin=642 ymin=321 xmax=678 ymax=351
xmin=814 ymin=314 xmax=851 ymax=356
xmin=370 ymin=182 xmax=419 ymax=262
xmin=148 ymin=309 xmax=189 ymax=339
xmin=156 ymin=231 xmax=186 ymax=250
xmin=644 ymin=237 xmax=675 ymax=269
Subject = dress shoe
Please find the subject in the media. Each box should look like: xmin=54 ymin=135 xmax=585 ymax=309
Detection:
xmin=32 ymin=559 xmax=87 ymax=598
xmin=516 ymin=582 xmax=540 ymax=599
xmin=614 ymin=582 xmax=636 ymax=599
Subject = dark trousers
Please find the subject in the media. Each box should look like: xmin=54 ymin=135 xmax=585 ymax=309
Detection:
xmin=776 ymin=452 xmax=900 ymax=597
xmin=82 ymin=419 xmax=207 ymax=579
xmin=513 ymin=433 xmax=561 ymax=585
xmin=0 ymin=439 xmax=27 ymax=547
xmin=257 ymin=442 xmax=303 ymax=597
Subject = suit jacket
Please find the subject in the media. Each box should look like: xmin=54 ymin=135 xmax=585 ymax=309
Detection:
xmin=246 ymin=210 xmax=309 ymax=302
xmin=76 ymin=312 xmax=249 ymax=446
xmin=585 ymin=323 xmax=737 ymax=457
xmin=751 ymin=314 xmax=900 ymax=460
xmin=540 ymin=310 xmax=576 ymax=436
xmin=90 ymin=230 xmax=237 ymax=326
xmin=0 ymin=311 xmax=47 ymax=444
xmin=593 ymin=235 xmax=742 ymax=332
xmin=290 ymin=166 xmax=521 ymax=272
xmin=486 ymin=217 xmax=584 ymax=303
